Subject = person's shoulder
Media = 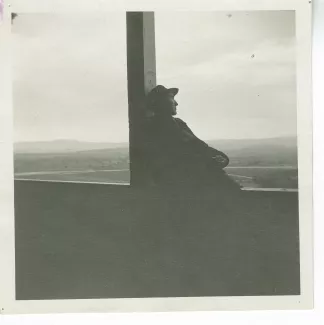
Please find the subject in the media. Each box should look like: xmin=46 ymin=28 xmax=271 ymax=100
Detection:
xmin=174 ymin=118 xmax=188 ymax=126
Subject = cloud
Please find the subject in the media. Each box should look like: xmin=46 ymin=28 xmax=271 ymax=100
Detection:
xmin=13 ymin=11 xmax=296 ymax=142
xmin=156 ymin=12 xmax=296 ymax=139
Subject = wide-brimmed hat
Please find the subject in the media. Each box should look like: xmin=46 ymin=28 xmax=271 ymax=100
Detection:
xmin=146 ymin=85 xmax=179 ymax=108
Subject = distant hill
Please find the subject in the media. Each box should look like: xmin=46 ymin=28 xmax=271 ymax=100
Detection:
xmin=15 ymin=137 xmax=297 ymax=154
xmin=14 ymin=136 xmax=298 ymax=172
xmin=206 ymin=136 xmax=297 ymax=151
xmin=207 ymin=137 xmax=298 ymax=167
xmin=14 ymin=140 xmax=129 ymax=154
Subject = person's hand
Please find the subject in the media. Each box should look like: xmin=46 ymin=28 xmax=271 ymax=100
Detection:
xmin=211 ymin=155 xmax=229 ymax=168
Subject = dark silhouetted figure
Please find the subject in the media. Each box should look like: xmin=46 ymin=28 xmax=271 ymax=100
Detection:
xmin=144 ymin=85 xmax=241 ymax=192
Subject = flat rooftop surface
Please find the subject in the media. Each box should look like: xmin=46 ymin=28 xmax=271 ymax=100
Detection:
xmin=14 ymin=180 xmax=300 ymax=300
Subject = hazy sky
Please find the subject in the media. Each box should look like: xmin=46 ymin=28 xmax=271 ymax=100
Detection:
xmin=12 ymin=11 xmax=296 ymax=142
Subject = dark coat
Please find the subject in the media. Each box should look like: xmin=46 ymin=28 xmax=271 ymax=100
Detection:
xmin=143 ymin=116 xmax=241 ymax=190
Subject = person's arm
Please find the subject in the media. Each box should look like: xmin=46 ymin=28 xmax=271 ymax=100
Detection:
xmin=208 ymin=148 xmax=229 ymax=168
xmin=176 ymin=118 xmax=230 ymax=168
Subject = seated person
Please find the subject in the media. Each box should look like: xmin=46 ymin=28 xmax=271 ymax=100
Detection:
xmin=144 ymin=85 xmax=241 ymax=191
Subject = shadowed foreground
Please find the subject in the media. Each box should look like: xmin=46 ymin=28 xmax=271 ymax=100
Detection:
xmin=14 ymin=180 xmax=300 ymax=300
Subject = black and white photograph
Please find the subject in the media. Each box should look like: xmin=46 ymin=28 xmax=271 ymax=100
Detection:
xmin=0 ymin=0 xmax=313 ymax=314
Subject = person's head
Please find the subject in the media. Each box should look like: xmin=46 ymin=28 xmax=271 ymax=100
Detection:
xmin=147 ymin=85 xmax=179 ymax=117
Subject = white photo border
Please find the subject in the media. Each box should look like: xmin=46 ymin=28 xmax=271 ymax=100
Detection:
xmin=0 ymin=0 xmax=313 ymax=314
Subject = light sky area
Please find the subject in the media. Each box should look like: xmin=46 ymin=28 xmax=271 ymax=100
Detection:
xmin=12 ymin=11 xmax=296 ymax=143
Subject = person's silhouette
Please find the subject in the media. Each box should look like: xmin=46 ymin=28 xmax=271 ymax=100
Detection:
xmin=144 ymin=85 xmax=241 ymax=191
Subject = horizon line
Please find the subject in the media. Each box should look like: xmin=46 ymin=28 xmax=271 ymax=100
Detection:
xmin=14 ymin=135 xmax=298 ymax=144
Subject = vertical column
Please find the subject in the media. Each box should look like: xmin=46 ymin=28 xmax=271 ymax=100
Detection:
xmin=126 ymin=12 xmax=156 ymax=186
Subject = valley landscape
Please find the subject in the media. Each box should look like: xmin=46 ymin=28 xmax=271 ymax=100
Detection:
xmin=14 ymin=137 xmax=298 ymax=189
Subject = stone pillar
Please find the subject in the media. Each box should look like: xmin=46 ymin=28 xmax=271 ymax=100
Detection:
xmin=126 ymin=12 xmax=157 ymax=186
